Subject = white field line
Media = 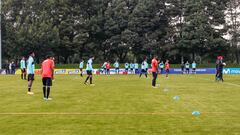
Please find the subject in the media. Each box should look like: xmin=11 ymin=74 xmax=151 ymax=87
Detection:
xmin=189 ymin=76 xmax=240 ymax=88
xmin=0 ymin=112 xmax=237 ymax=115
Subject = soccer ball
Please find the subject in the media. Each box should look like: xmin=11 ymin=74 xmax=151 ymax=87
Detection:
xmin=223 ymin=63 xmax=226 ymax=66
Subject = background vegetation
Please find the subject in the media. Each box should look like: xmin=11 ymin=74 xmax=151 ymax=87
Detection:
xmin=1 ymin=0 xmax=240 ymax=65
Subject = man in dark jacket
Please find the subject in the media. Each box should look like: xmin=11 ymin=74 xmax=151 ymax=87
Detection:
xmin=216 ymin=56 xmax=225 ymax=82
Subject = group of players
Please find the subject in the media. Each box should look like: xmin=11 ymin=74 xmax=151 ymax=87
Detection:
xmin=181 ymin=61 xmax=197 ymax=74
xmin=79 ymin=56 xmax=171 ymax=88
xmin=79 ymin=58 xmax=172 ymax=77
xmin=19 ymin=52 xmax=225 ymax=100
xmin=20 ymin=52 xmax=55 ymax=101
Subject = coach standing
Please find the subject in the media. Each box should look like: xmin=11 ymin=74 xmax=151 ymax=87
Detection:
xmin=151 ymin=55 xmax=159 ymax=88
xmin=41 ymin=55 xmax=55 ymax=100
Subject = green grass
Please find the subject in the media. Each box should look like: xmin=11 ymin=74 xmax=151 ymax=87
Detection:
xmin=0 ymin=74 xmax=240 ymax=135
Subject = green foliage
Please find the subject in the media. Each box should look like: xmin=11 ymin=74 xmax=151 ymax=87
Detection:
xmin=1 ymin=0 xmax=237 ymax=64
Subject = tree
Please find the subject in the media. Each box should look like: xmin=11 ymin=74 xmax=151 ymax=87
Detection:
xmin=226 ymin=0 xmax=240 ymax=63
xmin=180 ymin=0 xmax=229 ymax=62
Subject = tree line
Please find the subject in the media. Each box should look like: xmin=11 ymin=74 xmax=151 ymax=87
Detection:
xmin=1 ymin=0 xmax=240 ymax=64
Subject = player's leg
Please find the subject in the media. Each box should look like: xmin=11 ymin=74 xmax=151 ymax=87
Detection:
xmin=139 ymin=69 xmax=143 ymax=77
xmin=23 ymin=69 xmax=27 ymax=80
xmin=89 ymin=75 xmax=92 ymax=84
xmin=84 ymin=71 xmax=90 ymax=84
xmin=80 ymin=69 xmax=83 ymax=77
xmin=145 ymin=69 xmax=148 ymax=78
xmin=21 ymin=69 xmax=23 ymax=79
xmin=152 ymin=72 xmax=157 ymax=87
xmin=215 ymin=71 xmax=218 ymax=81
xmin=46 ymin=78 xmax=52 ymax=100
xmin=85 ymin=75 xmax=89 ymax=83
xmin=215 ymin=71 xmax=219 ymax=81
xmin=89 ymin=71 xmax=93 ymax=85
xmin=219 ymin=72 xmax=224 ymax=82
xmin=27 ymin=74 xmax=34 ymax=94
xmin=28 ymin=80 xmax=32 ymax=92
xmin=42 ymin=78 xmax=47 ymax=99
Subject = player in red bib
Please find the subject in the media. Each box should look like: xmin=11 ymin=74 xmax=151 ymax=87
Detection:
xmin=41 ymin=55 xmax=55 ymax=101
xmin=106 ymin=61 xmax=111 ymax=75
xmin=165 ymin=60 xmax=170 ymax=78
xmin=151 ymin=55 xmax=159 ymax=88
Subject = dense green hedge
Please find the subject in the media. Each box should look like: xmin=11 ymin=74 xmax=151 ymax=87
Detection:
xmin=34 ymin=63 xmax=240 ymax=69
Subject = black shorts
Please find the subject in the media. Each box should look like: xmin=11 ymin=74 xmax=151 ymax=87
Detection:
xmin=125 ymin=68 xmax=128 ymax=71
xmin=141 ymin=69 xmax=146 ymax=73
xmin=186 ymin=68 xmax=189 ymax=71
xmin=21 ymin=68 xmax=26 ymax=73
xmin=165 ymin=69 xmax=169 ymax=73
xmin=42 ymin=77 xmax=52 ymax=86
xmin=115 ymin=68 xmax=119 ymax=70
xmin=130 ymin=68 xmax=133 ymax=71
xmin=28 ymin=74 xmax=35 ymax=81
xmin=79 ymin=68 xmax=83 ymax=71
xmin=87 ymin=70 xmax=92 ymax=75
xmin=193 ymin=68 xmax=196 ymax=71
xmin=107 ymin=69 xmax=110 ymax=72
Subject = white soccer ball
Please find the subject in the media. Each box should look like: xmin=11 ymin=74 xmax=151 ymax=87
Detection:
xmin=223 ymin=63 xmax=226 ymax=66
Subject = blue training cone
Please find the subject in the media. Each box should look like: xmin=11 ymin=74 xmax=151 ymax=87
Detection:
xmin=173 ymin=96 xmax=180 ymax=101
xmin=192 ymin=111 xmax=201 ymax=116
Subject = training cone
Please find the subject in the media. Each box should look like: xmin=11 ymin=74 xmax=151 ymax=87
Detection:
xmin=173 ymin=96 xmax=180 ymax=101
xmin=192 ymin=111 xmax=200 ymax=116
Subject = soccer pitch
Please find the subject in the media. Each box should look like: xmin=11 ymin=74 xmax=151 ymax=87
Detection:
xmin=0 ymin=74 xmax=240 ymax=135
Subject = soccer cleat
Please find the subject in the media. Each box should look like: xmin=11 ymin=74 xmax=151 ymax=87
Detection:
xmin=152 ymin=86 xmax=158 ymax=89
xmin=84 ymin=82 xmax=88 ymax=85
xmin=90 ymin=84 xmax=95 ymax=86
xmin=47 ymin=98 xmax=52 ymax=101
xmin=27 ymin=92 xmax=34 ymax=95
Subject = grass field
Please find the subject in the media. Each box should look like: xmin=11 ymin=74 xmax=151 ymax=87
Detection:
xmin=0 ymin=74 xmax=240 ymax=135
